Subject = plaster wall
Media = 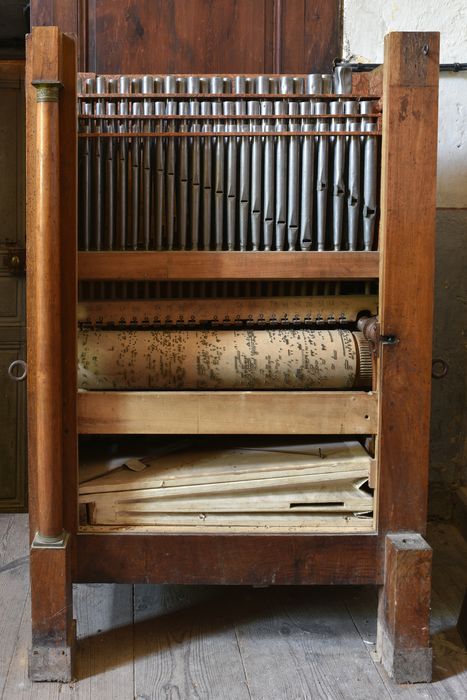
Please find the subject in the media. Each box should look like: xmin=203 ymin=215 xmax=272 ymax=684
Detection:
xmin=343 ymin=0 xmax=467 ymax=207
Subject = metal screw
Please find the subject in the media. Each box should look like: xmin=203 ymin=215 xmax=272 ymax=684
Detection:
xmin=422 ymin=44 xmax=429 ymax=56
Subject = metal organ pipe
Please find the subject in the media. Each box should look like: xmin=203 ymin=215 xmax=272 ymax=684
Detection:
xmin=77 ymin=67 xmax=381 ymax=254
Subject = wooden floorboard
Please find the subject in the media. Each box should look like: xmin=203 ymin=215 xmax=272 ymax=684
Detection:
xmin=234 ymin=586 xmax=391 ymax=699
xmin=133 ymin=584 xmax=252 ymax=699
xmin=74 ymin=583 xmax=134 ymax=698
xmin=1 ymin=593 xmax=67 ymax=700
xmin=0 ymin=517 xmax=466 ymax=699
xmin=0 ymin=514 xmax=30 ymax=699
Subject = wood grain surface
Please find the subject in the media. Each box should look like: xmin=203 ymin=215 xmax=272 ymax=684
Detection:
xmin=377 ymin=533 xmax=433 ymax=683
xmin=31 ymin=1 xmax=341 ymax=74
xmin=28 ymin=27 xmax=63 ymax=540
xmin=77 ymin=390 xmax=378 ymax=434
xmin=78 ymin=250 xmax=380 ymax=281
xmin=377 ymin=32 xmax=440 ymax=534
xmin=2 ymin=516 xmax=467 ymax=697
xmin=75 ymin=531 xmax=381 ymax=585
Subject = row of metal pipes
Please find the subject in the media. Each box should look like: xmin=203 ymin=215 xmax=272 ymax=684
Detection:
xmin=78 ymin=70 xmax=379 ymax=253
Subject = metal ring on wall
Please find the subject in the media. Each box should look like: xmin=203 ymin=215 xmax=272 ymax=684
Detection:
xmin=8 ymin=359 xmax=28 ymax=382
xmin=432 ymin=358 xmax=448 ymax=379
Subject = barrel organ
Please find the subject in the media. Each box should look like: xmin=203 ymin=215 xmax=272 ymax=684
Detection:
xmin=26 ymin=28 xmax=438 ymax=683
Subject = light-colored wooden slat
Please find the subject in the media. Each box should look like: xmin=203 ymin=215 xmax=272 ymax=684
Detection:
xmin=79 ymin=518 xmax=375 ymax=534
xmin=78 ymin=250 xmax=380 ymax=281
xmin=79 ymin=440 xmax=371 ymax=494
xmin=78 ymin=390 xmax=378 ymax=434
xmin=79 ymin=515 xmax=375 ymax=537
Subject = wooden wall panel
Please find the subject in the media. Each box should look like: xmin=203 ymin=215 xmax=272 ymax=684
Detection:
xmin=30 ymin=0 xmax=78 ymax=35
xmin=278 ymin=0 xmax=341 ymax=73
xmin=31 ymin=0 xmax=341 ymax=74
xmin=0 ymin=60 xmax=26 ymax=512
xmin=92 ymin=0 xmax=274 ymax=74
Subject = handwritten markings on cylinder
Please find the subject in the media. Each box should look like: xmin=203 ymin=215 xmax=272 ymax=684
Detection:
xmin=78 ymin=328 xmax=371 ymax=391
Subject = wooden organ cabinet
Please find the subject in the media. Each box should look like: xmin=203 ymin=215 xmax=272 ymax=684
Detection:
xmin=26 ymin=27 xmax=439 ymax=683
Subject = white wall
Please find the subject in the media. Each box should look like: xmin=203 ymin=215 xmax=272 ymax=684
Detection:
xmin=343 ymin=0 xmax=467 ymax=207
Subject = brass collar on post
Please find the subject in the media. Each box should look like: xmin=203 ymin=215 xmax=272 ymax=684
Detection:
xmin=32 ymin=80 xmax=62 ymax=102
xmin=32 ymin=531 xmax=69 ymax=549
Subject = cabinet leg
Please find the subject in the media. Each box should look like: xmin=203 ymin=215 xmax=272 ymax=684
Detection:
xmin=28 ymin=535 xmax=75 ymax=682
xmin=377 ymin=533 xmax=432 ymax=683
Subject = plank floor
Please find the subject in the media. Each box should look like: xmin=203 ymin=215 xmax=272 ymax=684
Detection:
xmin=1 ymin=515 xmax=466 ymax=699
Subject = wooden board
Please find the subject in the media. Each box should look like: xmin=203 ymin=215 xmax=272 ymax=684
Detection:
xmin=32 ymin=0 xmax=341 ymax=76
xmin=79 ymin=516 xmax=374 ymax=532
xmin=77 ymin=294 xmax=379 ymax=327
xmin=377 ymin=32 xmax=439 ymax=534
xmin=78 ymin=251 xmax=380 ymax=281
xmin=79 ymin=440 xmax=373 ymax=531
xmin=79 ymin=440 xmax=372 ymax=493
xmin=59 ymin=33 xmax=78 ymax=537
xmin=75 ymin=531 xmax=381 ymax=585
xmin=77 ymin=390 xmax=378 ymax=434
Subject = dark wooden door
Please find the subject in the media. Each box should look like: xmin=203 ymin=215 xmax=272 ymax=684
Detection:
xmin=30 ymin=0 xmax=341 ymax=74
xmin=0 ymin=60 xmax=27 ymax=512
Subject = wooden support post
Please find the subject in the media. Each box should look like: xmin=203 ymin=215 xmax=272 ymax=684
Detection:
xmin=377 ymin=31 xmax=440 ymax=534
xmin=26 ymin=26 xmax=77 ymax=682
xmin=29 ymin=537 xmax=74 ymax=681
xmin=32 ymin=71 xmax=63 ymax=543
xmin=377 ymin=534 xmax=432 ymax=683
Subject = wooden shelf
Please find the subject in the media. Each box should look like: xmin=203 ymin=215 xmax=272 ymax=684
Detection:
xmin=78 ymin=390 xmax=378 ymax=435
xmin=78 ymin=251 xmax=380 ymax=281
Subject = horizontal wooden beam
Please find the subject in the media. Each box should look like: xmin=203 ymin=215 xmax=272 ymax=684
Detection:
xmin=78 ymin=251 xmax=380 ymax=281
xmin=78 ymin=390 xmax=378 ymax=434
xmin=75 ymin=532 xmax=382 ymax=585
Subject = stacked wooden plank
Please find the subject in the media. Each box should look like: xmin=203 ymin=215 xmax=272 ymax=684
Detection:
xmin=79 ymin=440 xmax=373 ymax=531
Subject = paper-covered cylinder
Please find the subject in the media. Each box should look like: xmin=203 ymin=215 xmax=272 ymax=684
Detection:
xmin=78 ymin=329 xmax=372 ymax=390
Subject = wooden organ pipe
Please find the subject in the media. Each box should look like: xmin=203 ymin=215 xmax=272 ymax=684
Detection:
xmin=31 ymin=80 xmax=64 ymax=543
